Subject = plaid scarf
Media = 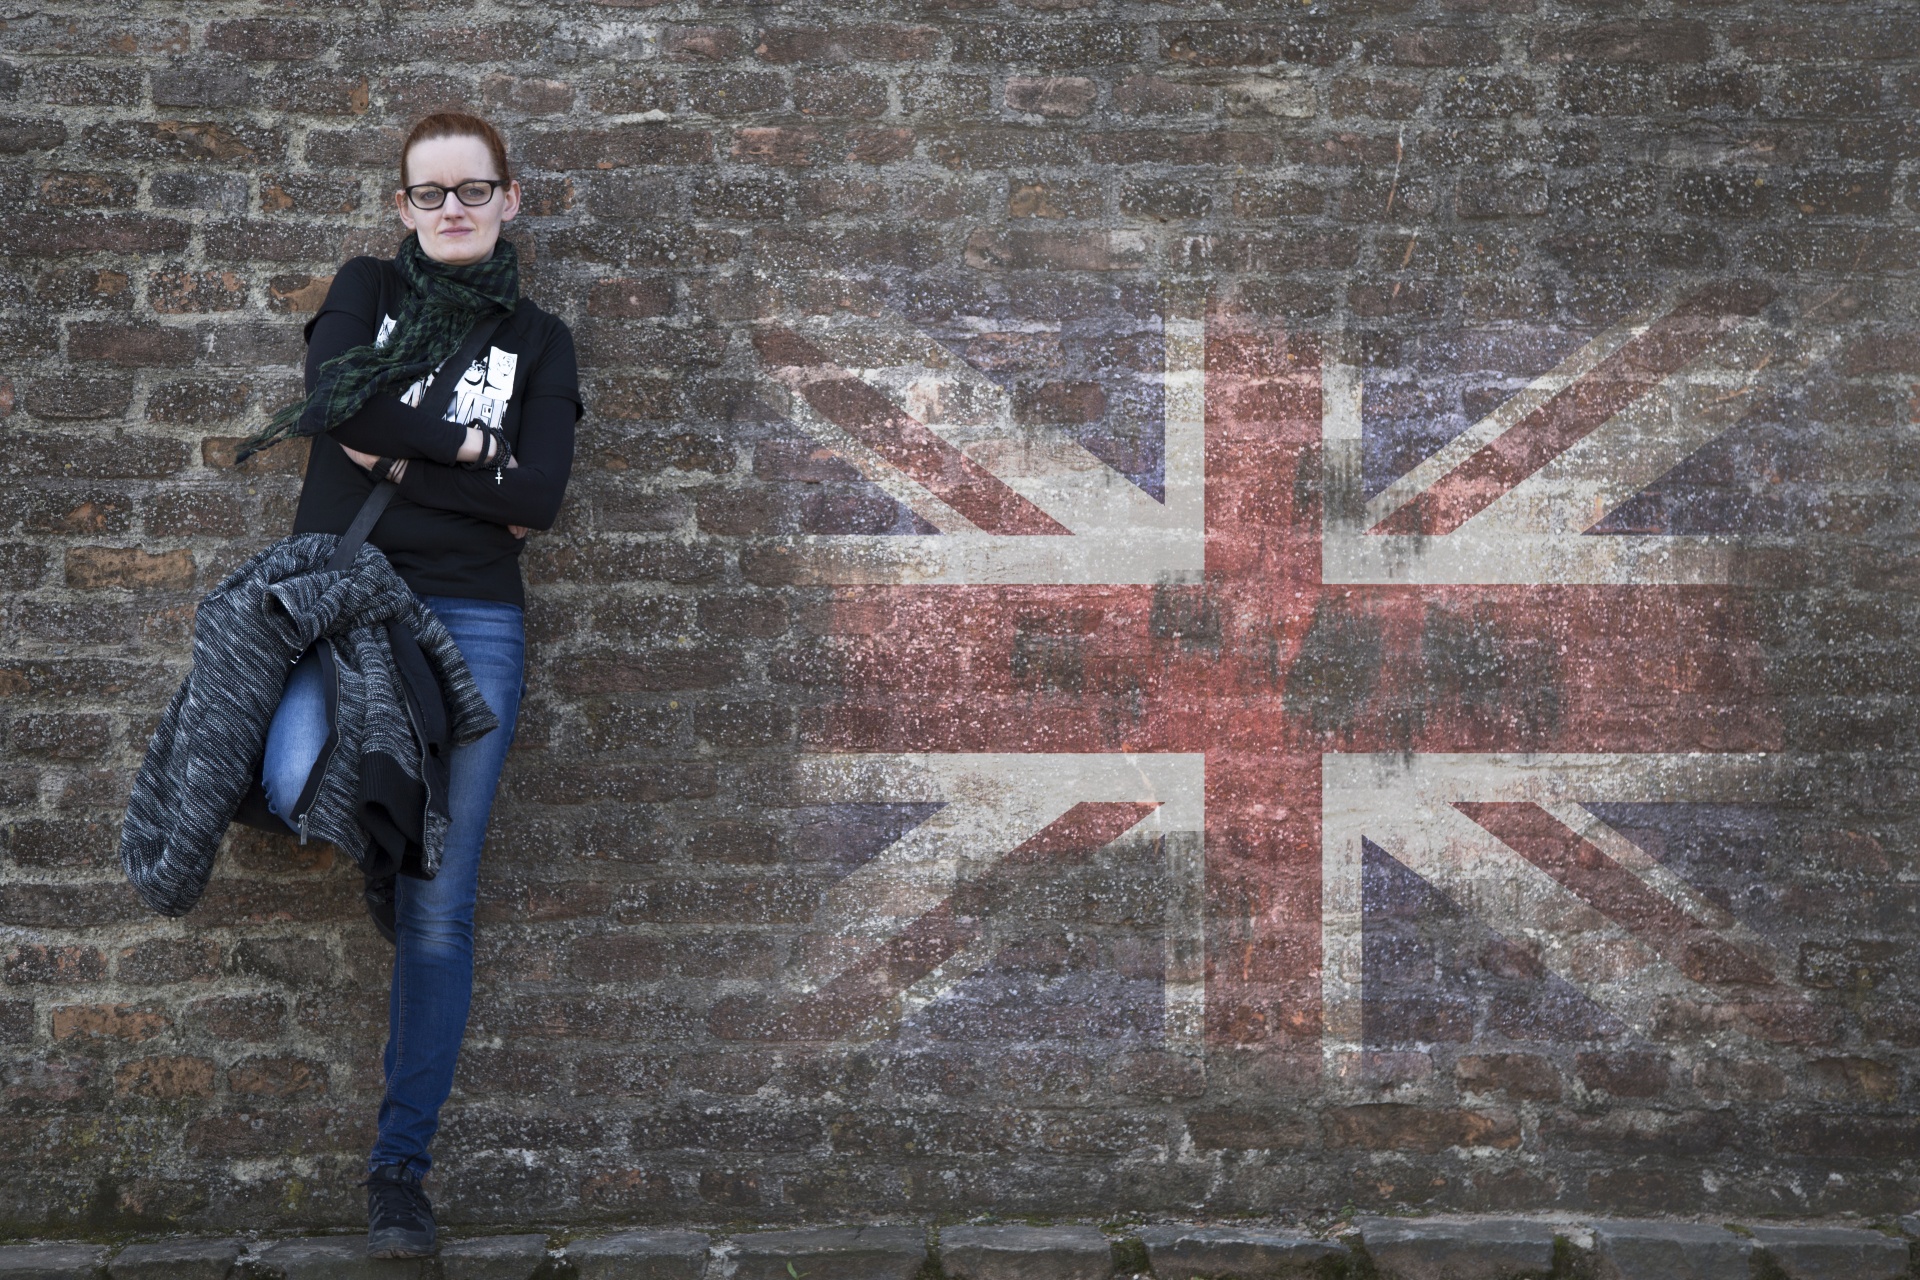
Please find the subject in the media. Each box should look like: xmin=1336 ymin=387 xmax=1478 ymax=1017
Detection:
xmin=236 ymin=234 xmax=519 ymax=463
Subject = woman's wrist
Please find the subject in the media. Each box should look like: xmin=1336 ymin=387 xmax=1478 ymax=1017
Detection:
xmin=454 ymin=425 xmax=482 ymax=463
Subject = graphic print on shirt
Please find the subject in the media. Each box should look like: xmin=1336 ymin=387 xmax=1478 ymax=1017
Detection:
xmin=375 ymin=313 xmax=515 ymax=432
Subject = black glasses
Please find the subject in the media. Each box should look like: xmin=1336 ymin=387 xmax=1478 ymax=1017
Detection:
xmin=404 ymin=179 xmax=501 ymax=210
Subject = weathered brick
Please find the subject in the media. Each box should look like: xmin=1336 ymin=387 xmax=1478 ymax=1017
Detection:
xmin=67 ymin=321 xmax=196 ymax=366
xmin=939 ymin=1227 xmax=1110 ymax=1280
xmin=5 ymin=944 xmax=106 ymax=985
xmin=150 ymin=57 xmax=252 ymax=109
xmin=1533 ymin=21 xmax=1711 ymax=64
xmin=1593 ymin=1222 xmax=1751 ymax=1280
xmin=566 ymin=1231 xmax=709 ymax=1280
xmin=108 ymin=1239 xmax=243 ymax=1280
xmin=758 ymin=25 xmax=941 ymax=64
xmin=20 ymin=373 xmax=133 ymax=422
xmin=65 ymin=546 xmax=195 ymax=590
xmin=1354 ymin=1217 xmax=1557 ymax=1280
xmin=50 ymin=1002 xmax=169 ymax=1044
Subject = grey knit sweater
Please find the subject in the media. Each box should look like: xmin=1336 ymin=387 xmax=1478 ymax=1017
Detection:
xmin=122 ymin=533 xmax=498 ymax=918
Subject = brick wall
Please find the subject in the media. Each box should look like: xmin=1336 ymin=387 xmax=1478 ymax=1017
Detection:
xmin=2 ymin=0 xmax=1918 ymax=1233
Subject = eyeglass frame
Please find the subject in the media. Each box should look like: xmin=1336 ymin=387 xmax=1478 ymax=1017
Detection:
xmin=402 ymin=179 xmax=505 ymax=211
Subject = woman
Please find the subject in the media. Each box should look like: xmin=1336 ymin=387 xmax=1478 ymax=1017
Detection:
xmin=243 ymin=112 xmax=579 ymax=1257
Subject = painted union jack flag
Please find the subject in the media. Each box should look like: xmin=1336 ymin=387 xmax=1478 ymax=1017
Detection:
xmin=719 ymin=283 xmax=1819 ymax=1082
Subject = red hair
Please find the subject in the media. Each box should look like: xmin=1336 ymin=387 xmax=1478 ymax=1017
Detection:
xmin=400 ymin=112 xmax=511 ymax=188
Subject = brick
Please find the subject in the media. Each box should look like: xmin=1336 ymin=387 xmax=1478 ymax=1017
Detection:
xmin=65 ymin=546 xmax=194 ymax=590
xmin=1532 ymin=22 xmax=1711 ymax=63
xmin=149 ymin=380 xmax=251 ymax=425
xmin=5 ymin=944 xmax=106 ymax=985
xmin=1165 ymin=24 xmax=1339 ymax=67
xmin=67 ymin=321 xmax=196 ymax=366
xmin=256 ymin=68 xmax=368 ymax=117
xmin=150 ymin=171 xmax=249 ymax=213
xmin=757 ymin=25 xmax=941 ymax=64
xmin=108 ymin=1239 xmax=243 ymax=1280
xmin=257 ymin=1239 xmax=430 ymax=1280
xmin=0 ymin=1246 xmax=108 ymax=1280
xmin=12 ymin=211 xmax=190 ymax=257
xmin=149 ymin=268 xmax=248 ymax=314
xmin=1112 ymin=75 xmax=1211 ymax=115
xmin=965 ymin=229 xmax=1147 ymax=272
xmin=439 ymin=1237 xmax=551 ymax=1280
xmin=1364 ymin=29 xmax=1501 ymax=66
xmin=227 ymin=1054 xmax=327 ymax=1098
xmin=113 ymin=1055 xmax=216 ymax=1100
xmin=34 ymin=171 xmax=133 ymax=210
xmin=1006 ymin=76 xmax=1096 ymax=118
xmin=1353 ymin=1218 xmax=1556 ymax=1280
xmin=31 ymin=63 xmax=145 ymax=107
xmin=20 ymin=374 xmax=133 ymax=422
xmin=0 ymin=116 xmax=65 ymax=152
xmin=185 ymin=994 xmax=285 ymax=1041
xmin=1136 ymin=1227 xmax=1346 ymax=1280
xmin=8 ymin=816 xmax=117 ymax=869
xmin=731 ymin=127 xmax=822 ymax=167
xmin=566 ymin=1231 xmax=710 ymax=1280
xmin=84 ymin=120 xmax=281 ymax=164
xmin=1454 ymin=1053 xmax=1562 ymax=1101
xmin=150 ymin=58 xmax=251 ymax=109
xmin=1575 ymin=1050 xmax=1671 ymax=1097
xmin=1744 ymin=1226 xmax=1909 ymax=1280
xmin=938 ymin=1227 xmax=1111 ymax=1280
xmin=1591 ymin=1224 xmax=1753 ymax=1280
xmin=115 ymin=939 xmax=219 ymax=985
xmin=50 ymin=1002 xmax=168 ymax=1043
xmin=205 ymin=19 xmax=323 ymax=60
xmin=731 ymin=1228 xmax=926 ymax=1280
xmin=483 ymin=74 xmax=575 ymax=115
xmin=521 ymin=128 xmax=713 ymax=171
xmin=1327 ymin=1105 xmax=1520 ymax=1152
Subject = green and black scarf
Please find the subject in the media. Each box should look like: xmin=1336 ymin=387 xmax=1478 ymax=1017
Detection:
xmin=235 ymin=234 xmax=520 ymax=463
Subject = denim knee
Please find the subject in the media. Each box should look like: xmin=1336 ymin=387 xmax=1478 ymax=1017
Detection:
xmin=261 ymin=648 xmax=328 ymax=820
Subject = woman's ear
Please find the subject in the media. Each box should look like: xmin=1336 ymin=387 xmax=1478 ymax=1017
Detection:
xmin=500 ymin=179 xmax=522 ymax=225
xmin=395 ymin=188 xmax=418 ymax=230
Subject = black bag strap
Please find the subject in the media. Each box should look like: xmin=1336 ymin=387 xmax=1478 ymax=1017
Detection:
xmin=325 ymin=480 xmax=397 ymax=572
xmin=323 ymin=310 xmax=511 ymax=575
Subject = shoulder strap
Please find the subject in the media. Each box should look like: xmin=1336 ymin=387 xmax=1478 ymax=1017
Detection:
xmin=326 ymin=480 xmax=398 ymax=572
xmin=418 ymin=311 xmax=510 ymax=423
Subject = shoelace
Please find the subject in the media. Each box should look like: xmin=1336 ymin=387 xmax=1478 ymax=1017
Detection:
xmin=363 ymin=1170 xmax=430 ymax=1231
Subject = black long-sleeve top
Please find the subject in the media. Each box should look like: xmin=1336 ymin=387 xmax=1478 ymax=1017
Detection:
xmin=289 ymin=252 xmax=581 ymax=606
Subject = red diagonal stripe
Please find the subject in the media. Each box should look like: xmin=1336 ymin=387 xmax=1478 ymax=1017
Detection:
xmin=1456 ymin=801 xmax=1774 ymax=988
xmin=1371 ymin=280 xmax=1776 ymax=537
xmin=756 ymin=328 xmax=1070 ymax=536
xmin=709 ymin=800 xmax=1159 ymax=1041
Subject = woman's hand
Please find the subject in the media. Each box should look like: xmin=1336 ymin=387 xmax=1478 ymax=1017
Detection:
xmin=340 ymin=445 xmax=407 ymax=484
xmin=455 ymin=425 xmax=485 ymax=464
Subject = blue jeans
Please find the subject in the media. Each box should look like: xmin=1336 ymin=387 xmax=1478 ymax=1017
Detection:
xmin=261 ymin=594 xmax=524 ymax=1176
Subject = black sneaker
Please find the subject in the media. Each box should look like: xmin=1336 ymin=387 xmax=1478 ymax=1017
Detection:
xmin=364 ymin=1163 xmax=436 ymax=1257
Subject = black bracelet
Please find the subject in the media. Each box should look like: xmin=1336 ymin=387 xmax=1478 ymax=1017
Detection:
xmin=370 ymin=456 xmax=396 ymax=482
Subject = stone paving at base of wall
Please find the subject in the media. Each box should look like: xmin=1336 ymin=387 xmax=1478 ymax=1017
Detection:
xmin=2 ymin=1217 xmax=1915 ymax=1280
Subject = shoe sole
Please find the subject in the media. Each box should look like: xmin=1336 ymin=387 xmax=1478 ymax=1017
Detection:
xmin=366 ymin=1231 xmax=436 ymax=1259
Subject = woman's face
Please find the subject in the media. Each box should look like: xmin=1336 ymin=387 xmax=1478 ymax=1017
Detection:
xmin=395 ymin=134 xmax=521 ymax=266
